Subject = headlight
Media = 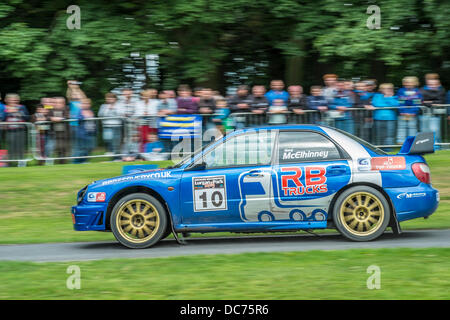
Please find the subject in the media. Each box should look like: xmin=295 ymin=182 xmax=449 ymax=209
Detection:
xmin=77 ymin=185 xmax=88 ymax=205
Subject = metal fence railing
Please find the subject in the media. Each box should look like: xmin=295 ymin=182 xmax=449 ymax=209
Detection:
xmin=229 ymin=105 xmax=450 ymax=147
xmin=0 ymin=105 xmax=449 ymax=165
xmin=0 ymin=122 xmax=34 ymax=165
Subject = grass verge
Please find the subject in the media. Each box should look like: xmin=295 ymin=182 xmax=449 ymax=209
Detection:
xmin=0 ymin=248 xmax=449 ymax=299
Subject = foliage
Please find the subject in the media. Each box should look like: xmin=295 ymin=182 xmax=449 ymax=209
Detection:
xmin=0 ymin=0 xmax=448 ymax=103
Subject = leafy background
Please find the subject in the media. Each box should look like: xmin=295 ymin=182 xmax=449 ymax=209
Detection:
xmin=0 ymin=0 xmax=449 ymax=109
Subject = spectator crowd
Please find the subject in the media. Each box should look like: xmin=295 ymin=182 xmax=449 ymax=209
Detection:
xmin=1 ymin=74 xmax=450 ymax=165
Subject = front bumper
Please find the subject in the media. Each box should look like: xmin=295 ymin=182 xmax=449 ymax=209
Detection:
xmin=71 ymin=204 xmax=107 ymax=231
xmin=385 ymin=183 xmax=439 ymax=222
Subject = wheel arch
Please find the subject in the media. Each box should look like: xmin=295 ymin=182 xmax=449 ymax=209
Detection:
xmin=105 ymin=186 xmax=170 ymax=231
xmin=327 ymin=182 xmax=400 ymax=232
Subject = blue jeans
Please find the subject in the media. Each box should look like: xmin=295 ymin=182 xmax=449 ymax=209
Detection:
xmin=103 ymin=127 xmax=122 ymax=154
xmin=374 ymin=120 xmax=396 ymax=146
xmin=397 ymin=115 xmax=418 ymax=144
xmin=335 ymin=118 xmax=355 ymax=135
xmin=71 ymin=126 xmax=82 ymax=163
xmin=419 ymin=115 xmax=441 ymax=142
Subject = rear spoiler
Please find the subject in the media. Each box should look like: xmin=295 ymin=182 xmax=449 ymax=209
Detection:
xmin=398 ymin=132 xmax=435 ymax=155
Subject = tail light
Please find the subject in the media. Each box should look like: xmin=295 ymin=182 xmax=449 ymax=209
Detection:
xmin=412 ymin=162 xmax=431 ymax=184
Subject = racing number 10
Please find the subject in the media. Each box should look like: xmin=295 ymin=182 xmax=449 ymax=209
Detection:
xmin=193 ymin=176 xmax=227 ymax=212
xmin=199 ymin=191 xmax=223 ymax=208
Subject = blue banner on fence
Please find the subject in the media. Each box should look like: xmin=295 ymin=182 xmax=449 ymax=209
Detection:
xmin=158 ymin=114 xmax=203 ymax=139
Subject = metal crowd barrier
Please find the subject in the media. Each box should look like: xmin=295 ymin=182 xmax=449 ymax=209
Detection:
xmin=0 ymin=122 xmax=34 ymax=165
xmin=0 ymin=105 xmax=448 ymax=165
xmin=229 ymin=105 xmax=450 ymax=149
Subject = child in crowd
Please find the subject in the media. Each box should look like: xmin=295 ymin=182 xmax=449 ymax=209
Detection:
xmin=142 ymin=130 xmax=168 ymax=161
xmin=268 ymin=98 xmax=288 ymax=124
xmin=212 ymin=99 xmax=231 ymax=134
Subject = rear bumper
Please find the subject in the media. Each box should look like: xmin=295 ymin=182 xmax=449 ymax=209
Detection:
xmin=71 ymin=204 xmax=107 ymax=231
xmin=385 ymin=183 xmax=439 ymax=222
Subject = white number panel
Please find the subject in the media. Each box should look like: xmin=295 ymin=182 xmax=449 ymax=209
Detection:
xmin=192 ymin=176 xmax=227 ymax=212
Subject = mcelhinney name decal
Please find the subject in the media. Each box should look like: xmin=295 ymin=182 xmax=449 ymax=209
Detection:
xmin=282 ymin=149 xmax=329 ymax=160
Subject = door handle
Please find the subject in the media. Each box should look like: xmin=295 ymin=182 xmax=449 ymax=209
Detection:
xmin=248 ymin=170 xmax=265 ymax=177
xmin=328 ymin=166 xmax=347 ymax=175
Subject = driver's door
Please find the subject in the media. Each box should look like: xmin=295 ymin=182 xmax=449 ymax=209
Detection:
xmin=179 ymin=130 xmax=276 ymax=226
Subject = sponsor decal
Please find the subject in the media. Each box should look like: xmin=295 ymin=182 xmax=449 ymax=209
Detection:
xmin=415 ymin=138 xmax=430 ymax=145
xmin=357 ymin=158 xmax=371 ymax=171
xmin=281 ymin=166 xmax=328 ymax=196
xmin=371 ymin=157 xmax=406 ymax=171
xmin=87 ymin=192 xmax=106 ymax=202
xmin=396 ymin=192 xmax=426 ymax=200
xmin=192 ymin=176 xmax=227 ymax=212
xmin=282 ymin=149 xmax=329 ymax=160
xmin=101 ymin=171 xmax=172 ymax=186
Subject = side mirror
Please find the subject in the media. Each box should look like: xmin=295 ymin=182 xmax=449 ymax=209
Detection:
xmin=187 ymin=161 xmax=207 ymax=171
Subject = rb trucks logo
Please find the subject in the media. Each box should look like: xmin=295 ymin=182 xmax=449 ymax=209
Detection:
xmin=281 ymin=166 xmax=328 ymax=196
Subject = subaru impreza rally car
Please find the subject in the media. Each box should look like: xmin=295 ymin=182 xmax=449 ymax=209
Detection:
xmin=72 ymin=125 xmax=439 ymax=248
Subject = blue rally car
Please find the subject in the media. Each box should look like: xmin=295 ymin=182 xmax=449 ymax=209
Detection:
xmin=72 ymin=125 xmax=439 ymax=248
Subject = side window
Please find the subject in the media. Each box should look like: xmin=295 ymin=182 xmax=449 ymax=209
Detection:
xmin=278 ymin=131 xmax=341 ymax=163
xmin=204 ymin=130 xmax=276 ymax=168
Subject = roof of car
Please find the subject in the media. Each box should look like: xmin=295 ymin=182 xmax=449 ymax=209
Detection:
xmin=231 ymin=124 xmax=328 ymax=133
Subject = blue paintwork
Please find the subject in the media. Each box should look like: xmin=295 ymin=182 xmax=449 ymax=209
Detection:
xmin=71 ymin=124 xmax=439 ymax=234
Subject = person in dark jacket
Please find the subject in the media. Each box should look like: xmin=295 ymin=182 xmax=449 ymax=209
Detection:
xmin=198 ymin=87 xmax=217 ymax=130
xmin=287 ymin=85 xmax=307 ymax=112
xmin=306 ymin=86 xmax=328 ymax=124
xmin=49 ymin=97 xmax=71 ymax=163
xmin=447 ymin=90 xmax=450 ymax=122
xmin=419 ymin=74 xmax=446 ymax=143
xmin=287 ymin=85 xmax=307 ymax=124
xmin=228 ymin=85 xmax=253 ymax=128
xmin=198 ymin=88 xmax=216 ymax=115
xmin=32 ymin=104 xmax=52 ymax=162
xmin=249 ymin=85 xmax=269 ymax=114
xmin=228 ymin=85 xmax=252 ymax=113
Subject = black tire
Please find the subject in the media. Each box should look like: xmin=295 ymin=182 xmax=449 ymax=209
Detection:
xmin=110 ymin=193 xmax=168 ymax=249
xmin=332 ymin=186 xmax=390 ymax=241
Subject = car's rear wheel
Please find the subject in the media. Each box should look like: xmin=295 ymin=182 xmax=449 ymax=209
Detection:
xmin=110 ymin=193 xmax=168 ymax=248
xmin=333 ymin=186 xmax=390 ymax=241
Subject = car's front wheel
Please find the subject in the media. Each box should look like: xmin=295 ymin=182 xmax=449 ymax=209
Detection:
xmin=333 ymin=186 xmax=390 ymax=241
xmin=110 ymin=193 xmax=168 ymax=248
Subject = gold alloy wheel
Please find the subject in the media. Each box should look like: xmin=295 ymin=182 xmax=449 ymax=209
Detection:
xmin=116 ymin=199 xmax=160 ymax=243
xmin=339 ymin=192 xmax=385 ymax=236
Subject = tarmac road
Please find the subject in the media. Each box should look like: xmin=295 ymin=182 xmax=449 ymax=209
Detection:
xmin=0 ymin=229 xmax=449 ymax=262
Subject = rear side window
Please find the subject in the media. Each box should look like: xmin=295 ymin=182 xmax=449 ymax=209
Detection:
xmin=278 ymin=131 xmax=341 ymax=163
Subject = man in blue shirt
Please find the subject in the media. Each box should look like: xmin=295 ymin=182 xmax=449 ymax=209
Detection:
xmin=265 ymin=80 xmax=289 ymax=106
xmin=0 ymin=101 xmax=5 ymax=121
xmin=329 ymin=81 xmax=355 ymax=134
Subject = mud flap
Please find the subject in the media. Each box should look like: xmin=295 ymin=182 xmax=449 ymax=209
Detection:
xmin=390 ymin=210 xmax=402 ymax=235
xmin=165 ymin=204 xmax=187 ymax=245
